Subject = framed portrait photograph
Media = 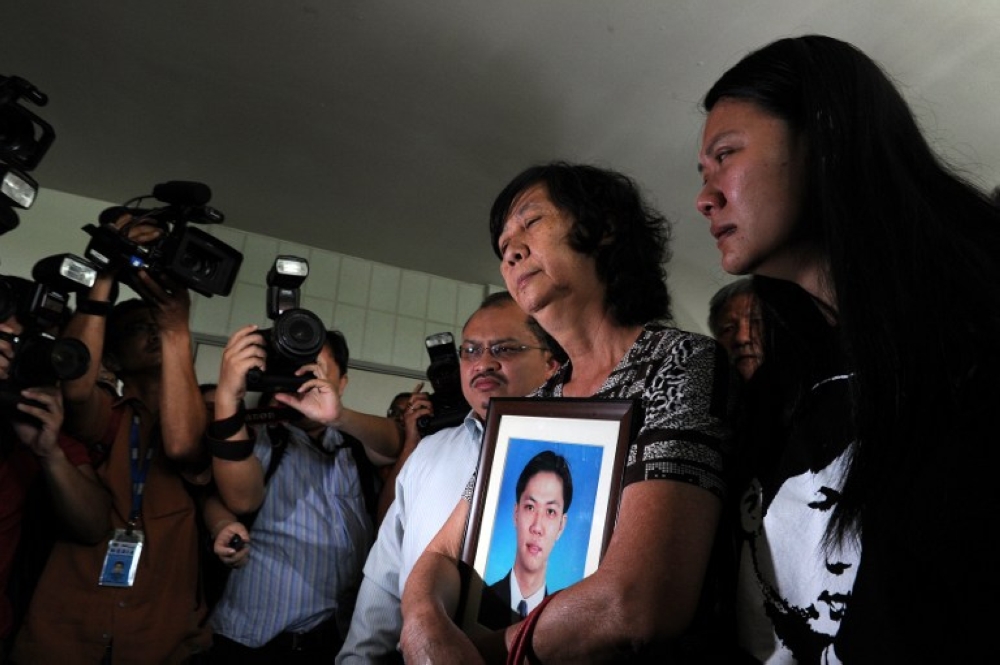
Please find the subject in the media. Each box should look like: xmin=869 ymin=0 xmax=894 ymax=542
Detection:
xmin=458 ymin=397 xmax=637 ymax=635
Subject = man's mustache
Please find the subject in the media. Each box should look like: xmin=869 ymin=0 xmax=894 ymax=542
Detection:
xmin=471 ymin=370 xmax=506 ymax=386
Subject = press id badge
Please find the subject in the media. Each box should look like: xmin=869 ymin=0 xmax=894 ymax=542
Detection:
xmin=99 ymin=528 xmax=144 ymax=587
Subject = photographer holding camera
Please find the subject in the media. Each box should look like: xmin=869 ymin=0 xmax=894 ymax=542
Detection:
xmin=206 ymin=326 xmax=394 ymax=662
xmin=204 ymin=257 xmax=403 ymax=662
xmin=0 ymin=280 xmax=111 ymax=661
xmin=12 ymin=211 xmax=215 ymax=663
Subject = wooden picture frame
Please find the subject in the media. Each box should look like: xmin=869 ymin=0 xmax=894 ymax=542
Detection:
xmin=458 ymin=397 xmax=637 ymax=634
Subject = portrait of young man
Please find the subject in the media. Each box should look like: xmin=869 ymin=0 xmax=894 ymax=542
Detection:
xmin=477 ymin=450 xmax=572 ymax=629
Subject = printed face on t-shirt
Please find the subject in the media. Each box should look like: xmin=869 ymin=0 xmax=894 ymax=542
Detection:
xmin=740 ymin=448 xmax=860 ymax=655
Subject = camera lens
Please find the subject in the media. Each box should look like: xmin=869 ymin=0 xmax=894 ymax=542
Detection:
xmin=178 ymin=250 xmax=218 ymax=279
xmin=271 ymin=308 xmax=325 ymax=363
xmin=9 ymin=334 xmax=90 ymax=386
xmin=49 ymin=337 xmax=90 ymax=381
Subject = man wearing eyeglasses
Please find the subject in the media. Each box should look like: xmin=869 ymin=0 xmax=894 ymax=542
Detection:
xmin=338 ymin=291 xmax=563 ymax=663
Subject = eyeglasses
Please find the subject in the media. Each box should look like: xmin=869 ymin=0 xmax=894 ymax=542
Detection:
xmin=458 ymin=342 xmax=547 ymax=362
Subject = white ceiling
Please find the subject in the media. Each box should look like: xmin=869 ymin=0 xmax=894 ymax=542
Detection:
xmin=3 ymin=0 xmax=999 ymax=326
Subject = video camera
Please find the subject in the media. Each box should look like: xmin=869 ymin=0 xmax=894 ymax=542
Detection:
xmin=0 ymin=254 xmax=95 ymax=409
xmin=417 ymin=331 xmax=470 ymax=435
xmin=245 ymin=255 xmax=327 ymax=393
xmin=81 ymin=181 xmax=243 ymax=300
xmin=0 ymin=74 xmax=56 ymax=236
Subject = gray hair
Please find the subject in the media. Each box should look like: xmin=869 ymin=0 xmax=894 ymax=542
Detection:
xmin=707 ymin=278 xmax=756 ymax=337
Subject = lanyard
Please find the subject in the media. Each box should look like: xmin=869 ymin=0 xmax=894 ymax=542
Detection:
xmin=127 ymin=415 xmax=154 ymax=531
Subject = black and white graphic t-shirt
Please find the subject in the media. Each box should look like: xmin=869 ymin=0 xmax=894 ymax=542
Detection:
xmin=736 ymin=370 xmax=857 ymax=664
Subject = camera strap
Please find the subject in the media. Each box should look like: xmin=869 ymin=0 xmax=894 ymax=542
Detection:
xmin=261 ymin=425 xmax=290 ymax=484
xmin=338 ymin=433 xmax=380 ymax=524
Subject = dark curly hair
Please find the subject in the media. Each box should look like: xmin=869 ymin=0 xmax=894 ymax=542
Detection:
xmin=489 ymin=162 xmax=673 ymax=326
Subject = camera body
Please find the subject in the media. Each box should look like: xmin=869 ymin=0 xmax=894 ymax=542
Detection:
xmin=82 ymin=181 xmax=243 ymax=300
xmin=0 ymin=330 xmax=89 ymax=399
xmin=0 ymin=74 xmax=55 ymax=236
xmin=246 ymin=312 xmax=327 ymax=392
xmin=0 ymin=257 xmax=95 ymax=408
xmin=417 ymin=331 xmax=471 ymax=435
xmin=245 ymin=256 xmax=327 ymax=393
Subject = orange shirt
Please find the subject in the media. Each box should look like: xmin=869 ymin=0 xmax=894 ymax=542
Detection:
xmin=13 ymin=400 xmax=210 ymax=664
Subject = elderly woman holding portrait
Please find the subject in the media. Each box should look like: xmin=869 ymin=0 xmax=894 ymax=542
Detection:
xmin=400 ymin=162 xmax=732 ymax=663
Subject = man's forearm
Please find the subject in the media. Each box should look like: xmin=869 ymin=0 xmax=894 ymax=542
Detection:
xmin=203 ymin=493 xmax=239 ymax=538
xmin=335 ymin=408 xmax=403 ymax=461
xmin=400 ymin=550 xmax=464 ymax=635
xmin=39 ymin=453 xmax=111 ymax=544
xmin=61 ymin=277 xmax=115 ymax=435
xmin=158 ymin=324 xmax=208 ymax=464
xmin=212 ymin=454 xmax=266 ymax=516
xmin=401 ymin=498 xmax=469 ymax=615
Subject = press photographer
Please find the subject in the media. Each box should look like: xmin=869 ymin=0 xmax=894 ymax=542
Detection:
xmin=208 ymin=311 xmax=384 ymax=661
xmin=0 ymin=73 xmax=55 ymax=237
xmin=0 ymin=75 xmax=110 ymax=662
xmin=0 ymin=256 xmax=108 ymax=661
xmin=0 ymin=380 xmax=110 ymax=664
xmin=11 ymin=192 xmax=218 ymax=662
xmin=82 ymin=180 xmax=243 ymax=302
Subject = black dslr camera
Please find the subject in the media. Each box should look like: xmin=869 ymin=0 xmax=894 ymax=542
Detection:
xmin=81 ymin=181 xmax=243 ymax=300
xmin=417 ymin=332 xmax=471 ymax=435
xmin=0 ymin=254 xmax=95 ymax=410
xmin=245 ymin=256 xmax=327 ymax=393
xmin=0 ymin=74 xmax=56 ymax=236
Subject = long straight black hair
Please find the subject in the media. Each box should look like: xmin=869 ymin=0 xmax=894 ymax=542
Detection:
xmin=704 ymin=35 xmax=1000 ymax=543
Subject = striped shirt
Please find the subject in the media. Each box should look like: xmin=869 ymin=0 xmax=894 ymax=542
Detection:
xmin=211 ymin=424 xmax=375 ymax=647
